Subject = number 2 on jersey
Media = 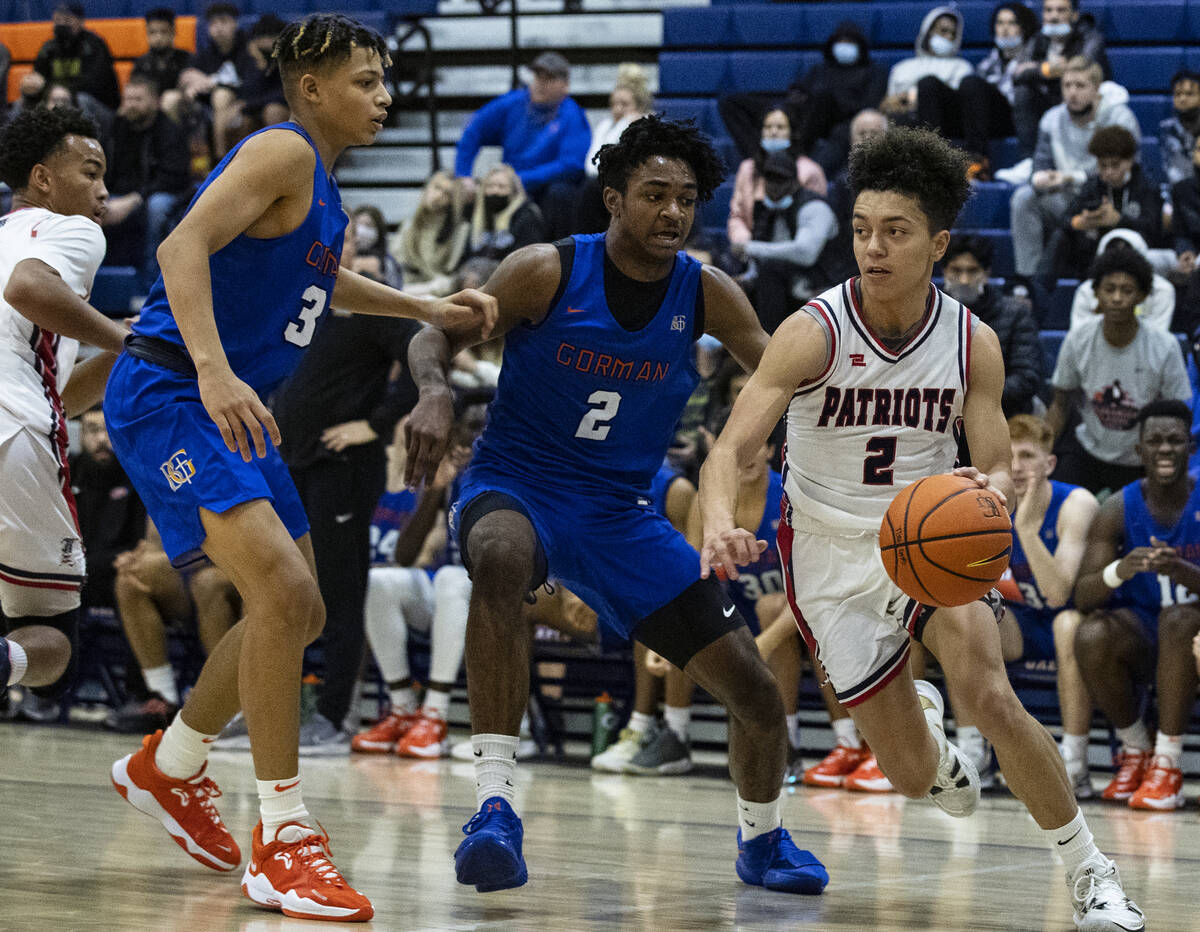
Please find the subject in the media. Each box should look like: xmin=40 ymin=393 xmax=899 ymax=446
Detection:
xmin=283 ymin=284 xmax=327 ymax=347
xmin=576 ymin=390 xmax=622 ymax=440
xmin=863 ymin=436 xmax=896 ymax=485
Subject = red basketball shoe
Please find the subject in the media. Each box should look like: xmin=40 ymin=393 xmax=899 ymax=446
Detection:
xmin=803 ymin=745 xmax=872 ymax=787
xmin=242 ymin=821 xmax=373 ymax=921
xmin=396 ymin=712 xmax=449 ymax=758
xmin=350 ymin=710 xmax=421 ymax=753
xmin=1128 ymin=756 xmax=1185 ymax=810
xmin=1101 ymin=750 xmax=1151 ymax=802
xmin=844 ymin=755 xmax=894 ymax=793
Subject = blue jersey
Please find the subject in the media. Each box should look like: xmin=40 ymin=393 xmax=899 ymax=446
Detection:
xmin=1113 ymin=478 xmax=1200 ymax=629
xmin=648 ymin=462 xmax=681 ymax=516
xmin=132 ymin=122 xmax=346 ymax=396
xmin=369 ymin=489 xmax=418 ymax=565
xmin=1007 ymin=480 xmax=1077 ymax=621
xmin=726 ymin=470 xmax=785 ymax=631
xmin=471 ymin=233 xmax=702 ymax=496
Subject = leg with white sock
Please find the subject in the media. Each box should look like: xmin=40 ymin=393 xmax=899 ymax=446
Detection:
xmin=2 ymin=622 xmax=71 ymax=689
xmin=1052 ymin=609 xmax=1094 ymax=795
xmin=114 ymin=543 xmax=190 ymax=703
xmin=428 ymin=564 xmax=471 ymax=705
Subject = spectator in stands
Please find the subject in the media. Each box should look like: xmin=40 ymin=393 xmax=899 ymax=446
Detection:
xmin=0 ymin=40 xmax=9 ymax=124
xmin=718 ymin=21 xmax=888 ymax=172
xmin=106 ymin=528 xmax=239 ymax=732
xmin=454 ymin=50 xmax=590 ymax=241
xmin=33 ymin=1 xmax=119 ymax=114
xmin=824 ymin=109 xmax=888 ymax=278
xmin=942 ymin=235 xmax=1044 ymax=416
xmin=1009 ymin=58 xmax=1139 ymax=286
xmin=877 ymin=6 xmax=972 ymax=128
xmin=178 ymin=2 xmax=247 ymax=158
xmin=576 ymin=63 xmax=652 ymax=233
xmin=1072 ymin=399 xmax=1200 ymax=811
xmin=731 ymin=151 xmax=839 ymax=333
xmin=389 ymin=171 xmax=470 ymax=297
xmin=36 ymin=80 xmax=113 ymax=149
xmin=1047 ymin=126 xmax=1162 ymax=281
xmin=101 ymin=74 xmax=193 ymax=292
xmin=920 ymin=2 xmax=1039 ymax=179
xmin=349 ymin=205 xmax=403 ymax=289
xmin=466 ymin=163 xmax=547 ymax=264
xmin=225 ymin=13 xmax=288 ymax=146
xmin=1071 ymin=231 xmax=1177 ymax=333
xmin=1159 ymin=70 xmax=1200 ymax=190
xmin=133 ymin=8 xmax=192 ymax=121
xmin=1170 ymin=134 xmax=1200 ymax=279
xmin=1046 ymin=248 xmax=1191 ymax=495
xmin=1012 ymin=0 xmax=1110 ymax=158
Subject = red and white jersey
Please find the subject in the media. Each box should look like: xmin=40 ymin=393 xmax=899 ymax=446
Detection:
xmin=783 ymin=277 xmax=976 ymax=532
xmin=0 ymin=208 xmax=105 ymax=442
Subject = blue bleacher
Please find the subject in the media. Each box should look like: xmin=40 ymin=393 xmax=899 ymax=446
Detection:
xmin=1044 ymin=280 xmax=1080 ymax=331
xmin=701 ymin=181 xmax=734 ymax=230
xmin=961 ymin=228 xmax=1015 ymax=277
xmin=957 ymin=182 xmax=1012 ymax=229
xmin=91 ymin=266 xmax=139 ymax=316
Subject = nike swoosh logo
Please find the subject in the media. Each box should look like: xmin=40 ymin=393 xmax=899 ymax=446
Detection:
xmin=1057 ymin=828 xmax=1083 ymax=846
xmin=274 ymin=779 xmax=301 ymax=792
xmin=201 ymin=736 xmax=216 ymax=743
xmin=723 ymin=604 xmax=735 ymax=617
xmin=566 ymin=306 xmax=587 ymax=313
xmin=967 ymin=546 xmax=1011 ymax=568
xmin=334 ymin=513 xmax=353 ymax=524
xmin=474 ymin=749 xmax=483 ymax=757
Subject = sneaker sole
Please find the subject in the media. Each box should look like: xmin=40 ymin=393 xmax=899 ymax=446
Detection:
xmin=396 ymin=743 xmax=448 ymax=759
xmin=803 ymin=772 xmax=849 ymax=787
xmin=1128 ymin=793 xmax=1185 ymax=810
xmin=927 ymin=745 xmax=981 ymax=818
xmin=111 ymin=754 xmax=239 ymax=872
xmin=846 ymin=779 xmax=894 ymax=792
xmin=455 ymin=840 xmax=528 ymax=892
xmin=297 ymin=744 xmax=351 ymax=757
xmin=241 ymin=869 xmax=373 ymax=921
xmin=351 ymin=739 xmax=399 ymax=753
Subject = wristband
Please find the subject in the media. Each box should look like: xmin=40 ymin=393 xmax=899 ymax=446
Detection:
xmin=1102 ymin=560 xmax=1123 ymax=589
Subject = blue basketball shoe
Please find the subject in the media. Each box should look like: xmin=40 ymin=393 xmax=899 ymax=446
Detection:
xmin=455 ymin=797 xmax=528 ymax=892
xmin=736 ymin=827 xmax=828 ymax=894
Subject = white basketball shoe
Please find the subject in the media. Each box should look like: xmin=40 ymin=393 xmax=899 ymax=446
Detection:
xmin=914 ymin=679 xmax=981 ymax=818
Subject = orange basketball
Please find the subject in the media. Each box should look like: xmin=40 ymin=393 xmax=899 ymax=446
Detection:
xmin=878 ymin=474 xmax=1012 ymax=608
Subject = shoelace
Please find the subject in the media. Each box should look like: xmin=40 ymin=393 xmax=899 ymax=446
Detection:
xmin=187 ymin=776 xmax=225 ymax=827
xmin=463 ymin=807 xmax=509 ymax=835
xmin=1073 ymin=864 xmax=1125 ymax=911
xmin=290 ymin=833 xmax=346 ymax=887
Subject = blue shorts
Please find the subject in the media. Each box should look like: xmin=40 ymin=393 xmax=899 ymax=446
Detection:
xmin=452 ymin=465 xmax=701 ymax=641
xmin=1006 ymin=604 xmax=1056 ymax=661
xmin=104 ymin=352 xmax=309 ymax=567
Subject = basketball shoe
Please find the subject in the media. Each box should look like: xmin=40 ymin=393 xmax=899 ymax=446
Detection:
xmin=735 ymin=827 xmax=829 ymax=894
xmin=396 ymin=711 xmax=449 ymax=758
xmin=350 ymin=710 xmax=421 ymax=753
xmin=455 ymin=797 xmax=528 ymax=892
xmin=1128 ymin=756 xmax=1185 ymax=810
xmin=242 ymin=821 xmax=373 ymax=921
xmin=1069 ymin=855 xmax=1145 ymax=931
xmin=1101 ymin=750 xmax=1151 ymax=802
xmin=591 ymin=727 xmax=644 ymax=773
xmin=783 ymin=744 xmax=805 ymax=785
xmin=111 ymin=729 xmax=241 ymax=871
xmin=915 ymin=679 xmax=980 ymax=817
xmin=844 ymin=755 xmax=894 ymax=792
xmin=803 ymin=745 xmax=871 ymax=788
xmin=625 ymin=719 xmax=692 ymax=775
xmin=955 ymin=730 xmax=999 ymax=790
xmin=1062 ymin=750 xmax=1095 ymax=800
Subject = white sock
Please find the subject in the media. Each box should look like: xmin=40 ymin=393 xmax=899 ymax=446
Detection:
xmin=389 ymin=685 xmax=418 ymax=714
xmin=422 ymin=688 xmax=450 ymax=720
xmin=956 ymin=724 xmax=982 ymax=744
xmin=473 ymin=733 xmax=518 ymax=808
xmin=1060 ymin=733 xmax=1089 ymax=764
xmin=143 ymin=664 xmax=180 ymax=705
xmin=1044 ymin=808 xmax=1102 ymax=878
xmin=1154 ymin=732 xmax=1184 ymax=767
xmin=736 ymin=793 xmax=781 ymax=842
xmin=5 ymin=639 xmax=27 ymax=686
xmin=257 ymin=776 xmax=312 ymax=841
xmin=785 ymin=712 xmax=802 ymax=749
xmin=628 ymin=711 xmax=654 ymax=735
xmin=155 ymin=716 xmax=217 ymax=780
xmin=1115 ymin=721 xmax=1151 ymax=753
xmin=663 ymin=704 xmax=691 ymax=743
xmin=831 ymin=716 xmax=859 ymax=749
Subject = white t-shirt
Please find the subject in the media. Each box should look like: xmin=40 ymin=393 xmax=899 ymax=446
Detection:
xmin=1051 ymin=316 xmax=1192 ymax=465
xmin=0 ymin=207 xmax=106 ymax=440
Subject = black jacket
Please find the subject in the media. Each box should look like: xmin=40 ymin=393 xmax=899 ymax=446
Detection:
xmin=131 ymin=47 xmax=192 ymax=94
xmin=1016 ymin=15 xmax=1110 ymax=88
xmin=969 ymin=285 xmax=1044 ymax=416
xmin=69 ymin=451 xmax=145 ymax=609
xmin=1065 ymin=164 xmax=1163 ymax=256
xmin=788 ymin=22 xmax=888 ymax=120
xmin=34 ymin=28 xmax=119 ymax=110
xmin=1171 ymin=169 xmax=1200 ymax=255
xmin=107 ymin=111 xmax=192 ymax=198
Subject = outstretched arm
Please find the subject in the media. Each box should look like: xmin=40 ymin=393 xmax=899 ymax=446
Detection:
xmin=5 ymin=259 xmax=126 ymax=354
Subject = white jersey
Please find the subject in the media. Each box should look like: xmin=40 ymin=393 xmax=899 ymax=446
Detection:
xmin=0 ymin=208 xmax=105 ymax=442
xmin=783 ymin=278 xmax=975 ymax=532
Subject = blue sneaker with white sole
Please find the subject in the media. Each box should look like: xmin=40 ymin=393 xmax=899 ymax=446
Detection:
xmin=736 ymin=827 xmax=828 ymax=894
xmin=455 ymin=797 xmax=528 ymax=892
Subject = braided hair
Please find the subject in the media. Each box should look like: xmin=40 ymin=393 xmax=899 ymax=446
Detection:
xmin=272 ymin=13 xmax=391 ymax=85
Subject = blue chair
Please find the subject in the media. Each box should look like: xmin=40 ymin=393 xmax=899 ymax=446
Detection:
xmin=731 ymin=6 xmax=806 ymax=48
xmin=1042 ymin=280 xmax=1080 ymax=331
xmin=1040 ymin=330 xmax=1067 ymax=375
xmin=662 ymin=7 xmax=732 ymax=48
xmin=727 ymin=51 xmax=815 ymax=94
xmin=802 ymin=4 xmax=874 ymax=46
xmin=957 ymin=181 xmax=1012 ymax=229
xmin=1128 ymin=95 xmax=1172 ymax=133
xmin=1103 ymin=0 xmax=1186 ymax=41
xmin=701 ymin=180 xmax=734 ymax=230
xmin=963 ymin=228 xmax=1015 ymax=277
xmin=81 ymin=0 xmax=131 ymax=16
xmin=654 ymin=97 xmax=721 ymax=137
xmin=658 ymin=51 xmax=729 ymax=96
xmin=1140 ymin=137 xmax=1164 ymax=186
xmin=1109 ymin=48 xmax=1186 ymax=93
xmin=988 ymin=136 xmax=1023 ymax=170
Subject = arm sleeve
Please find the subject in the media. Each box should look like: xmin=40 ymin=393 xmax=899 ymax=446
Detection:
xmin=455 ymin=95 xmax=508 ymax=177
xmin=25 ymin=216 xmax=107 ymax=299
xmin=516 ymin=103 xmax=591 ymax=191
xmin=744 ymin=201 xmax=837 ymax=266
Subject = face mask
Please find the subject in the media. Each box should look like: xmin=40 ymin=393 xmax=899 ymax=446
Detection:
xmin=928 ymin=34 xmax=956 ymax=56
xmin=831 ymin=41 xmax=860 ymax=66
xmin=995 ymin=35 xmax=1023 ymax=51
xmin=354 ymin=223 xmax=378 ymax=249
xmin=1042 ymin=21 xmax=1071 ymax=38
xmin=944 ymin=280 xmax=983 ymax=305
xmin=483 ymin=194 xmax=510 ymax=215
xmin=53 ymin=23 xmax=75 ymax=44
xmin=760 ymin=136 xmax=790 ymax=153
xmin=762 ymin=193 xmax=794 ymax=211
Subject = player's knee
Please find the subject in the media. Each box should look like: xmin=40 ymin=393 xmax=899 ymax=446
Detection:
xmin=1073 ymin=612 xmax=1119 ymax=666
xmin=1157 ymin=604 xmax=1200 ymax=648
xmin=468 ymin=529 xmax=536 ymax=600
xmin=1051 ymin=609 xmax=1082 ymax=647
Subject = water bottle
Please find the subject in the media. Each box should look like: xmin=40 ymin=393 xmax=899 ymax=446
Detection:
xmin=300 ymin=673 xmax=321 ymax=724
xmin=592 ymin=691 xmax=617 ymax=757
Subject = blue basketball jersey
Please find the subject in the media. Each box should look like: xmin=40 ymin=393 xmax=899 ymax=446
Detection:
xmin=369 ymin=489 xmax=418 ymax=565
xmin=1007 ymin=480 xmax=1077 ymax=621
xmin=470 ymin=233 xmax=702 ymax=496
xmin=132 ymin=121 xmax=346 ymax=396
xmin=727 ymin=470 xmax=785 ymax=630
xmin=1113 ymin=477 xmax=1200 ymax=628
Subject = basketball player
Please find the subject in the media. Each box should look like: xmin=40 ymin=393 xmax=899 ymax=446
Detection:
xmin=698 ymin=127 xmax=1143 ymax=930
xmin=405 ymin=115 xmax=829 ymax=896
xmin=0 ymin=106 xmax=129 ymax=711
xmin=103 ymin=15 xmax=495 ymax=922
xmin=1003 ymin=414 xmax=1099 ymax=799
xmin=1073 ymin=400 xmax=1200 ymax=812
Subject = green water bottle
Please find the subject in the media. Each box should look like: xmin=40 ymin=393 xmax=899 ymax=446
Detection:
xmin=592 ymin=691 xmax=617 ymax=757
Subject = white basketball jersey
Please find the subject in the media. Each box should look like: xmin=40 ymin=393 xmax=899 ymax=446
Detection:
xmin=0 ymin=208 xmax=105 ymax=441
xmin=783 ymin=278 xmax=975 ymax=532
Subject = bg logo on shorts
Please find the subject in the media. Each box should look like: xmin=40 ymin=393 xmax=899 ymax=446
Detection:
xmin=161 ymin=449 xmax=196 ymax=491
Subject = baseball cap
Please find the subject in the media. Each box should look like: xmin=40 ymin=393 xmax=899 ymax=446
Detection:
xmin=530 ymin=51 xmax=569 ymax=79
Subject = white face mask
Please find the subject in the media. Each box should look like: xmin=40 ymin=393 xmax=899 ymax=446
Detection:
xmin=760 ymin=136 xmax=790 ymax=153
xmin=995 ymin=35 xmax=1023 ymax=51
xmin=943 ymin=279 xmax=983 ymax=305
xmin=1042 ymin=21 xmax=1071 ymax=38
xmin=831 ymin=41 xmax=859 ymax=66
xmin=355 ymin=223 xmax=379 ymax=249
xmin=928 ymin=33 xmax=956 ymax=56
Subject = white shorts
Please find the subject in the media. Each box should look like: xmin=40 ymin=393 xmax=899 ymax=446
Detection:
xmin=0 ymin=425 xmax=85 ymax=616
xmin=778 ymin=500 xmax=924 ymax=707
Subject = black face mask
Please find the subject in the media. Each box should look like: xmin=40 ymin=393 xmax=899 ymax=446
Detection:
xmin=483 ymin=194 xmax=510 ymax=215
xmin=53 ymin=24 xmax=77 ymax=46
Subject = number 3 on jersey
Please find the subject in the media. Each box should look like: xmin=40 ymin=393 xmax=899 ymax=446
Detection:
xmin=283 ymin=284 xmax=327 ymax=347
xmin=576 ymin=390 xmax=622 ymax=440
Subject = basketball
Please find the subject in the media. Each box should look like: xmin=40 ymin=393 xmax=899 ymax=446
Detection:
xmin=878 ymin=474 xmax=1012 ymax=608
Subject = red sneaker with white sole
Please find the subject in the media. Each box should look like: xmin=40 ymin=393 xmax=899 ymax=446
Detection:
xmin=395 ymin=712 xmax=448 ymax=758
xmin=803 ymin=745 xmax=871 ymax=787
xmin=844 ymin=755 xmax=894 ymax=793
xmin=350 ymin=711 xmax=421 ymax=753
xmin=1128 ymin=756 xmax=1185 ymax=810
xmin=1101 ymin=749 xmax=1151 ymax=802
xmin=242 ymin=821 xmax=373 ymax=922
xmin=111 ymin=729 xmax=241 ymax=871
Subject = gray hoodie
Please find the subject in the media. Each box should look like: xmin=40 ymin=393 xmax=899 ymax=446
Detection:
xmin=886 ymin=6 xmax=973 ymax=96
xmin=1032 ymin=82 xmax=1141 ymax=179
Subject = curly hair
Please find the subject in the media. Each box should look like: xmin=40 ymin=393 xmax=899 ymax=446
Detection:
xmin=0 ymin=105 xmax=99 ymax=192
xmin=595 ymin=114 xmax=726 ymax=202
xmin=272 ymin=13 xmax=391 ymax=85
xmin=1089 ymin=244 xmax=1153 ymax=297
xmin=848 ymin=125 xmax=972 ymax=234
xmin=1136 ymin=398 xmax=1192 ymax=432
